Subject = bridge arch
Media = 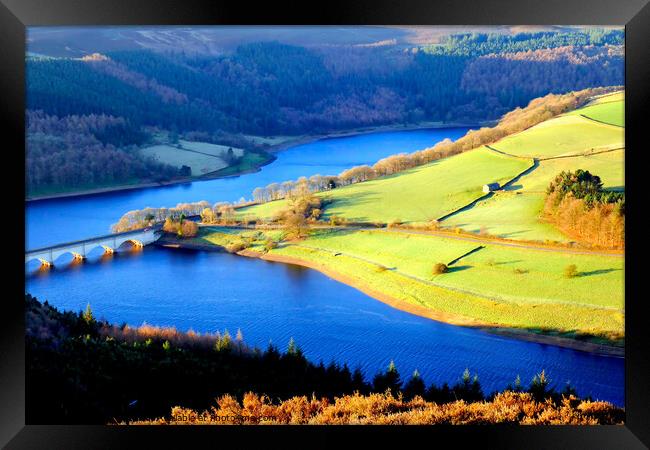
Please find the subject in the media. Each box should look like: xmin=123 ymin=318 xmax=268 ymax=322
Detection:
xmin=116 ymin=239 xmax=144 ymax=250
xmin=25 ymin=250 xmax=84 ymax=267
xmin=51 ymin=251 xmax=85 ymax=263
xmin=82 ymin=243 xmax=115 ymax=255
xmin=25 ymin=256 xmax=52 ymax=266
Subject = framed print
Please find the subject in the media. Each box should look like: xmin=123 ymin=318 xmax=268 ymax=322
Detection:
xmin=1 ymin=0 xmax=649 ymax=448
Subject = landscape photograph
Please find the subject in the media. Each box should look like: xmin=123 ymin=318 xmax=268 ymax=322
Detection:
xmin=24 ymin=25 xmax=625 ymax=425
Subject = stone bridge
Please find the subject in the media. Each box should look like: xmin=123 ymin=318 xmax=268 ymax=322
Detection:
xmin=26 ymin=227 xmax=162 ymax=267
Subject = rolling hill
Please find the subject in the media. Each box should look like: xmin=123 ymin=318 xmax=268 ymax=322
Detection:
xmin=214 ymin=90 xmax=625 ymax=344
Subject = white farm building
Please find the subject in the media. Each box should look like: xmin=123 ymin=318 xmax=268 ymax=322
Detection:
xmin=482 ymin=183 xmax=500 ymax=193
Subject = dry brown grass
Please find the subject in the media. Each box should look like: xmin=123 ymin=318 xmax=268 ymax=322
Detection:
xmin=130 ymin=391 xmax=624 ymax=425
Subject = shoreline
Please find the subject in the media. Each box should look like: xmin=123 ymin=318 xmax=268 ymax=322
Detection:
xmin=26 ymin=121 xmax=485 ymax=203
xmin=263 ymin=120 xmax=489 ymax=154
xmin=155 ymin=238 xmax=624 ymax=357
xmin=24 ymin=153 xmax=278 ymax=203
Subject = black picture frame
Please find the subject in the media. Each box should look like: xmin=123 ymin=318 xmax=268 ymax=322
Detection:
xmin=2 ymin=0 xmax=648 ymax=447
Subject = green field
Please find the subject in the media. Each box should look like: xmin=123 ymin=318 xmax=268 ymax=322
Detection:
xmin=281 ymin=229 xmax=623 ymax=309
xmin=444 ymin=149 xmax=625 ymax=241
xmin=212 ymin=151 xmax=274 ymax=177
xmin=187 ymin=226 xmax=623 ymax=340
xmin=566 ymin=100 xmax=624 ymax=127
xmin=139 ymin=140 xmax=244 ymax=176
xmin=240 ymin=147 xmax=532 ymax=224
xmin=491 ymin=115 xmax=624 ymax=159
xmin=190 ymin=226 xmax=286 ymax=250
xmin=443 ymin=97 xmax=625 ymax=242
xmin=444 ymin=192 xmax=564 ymax=242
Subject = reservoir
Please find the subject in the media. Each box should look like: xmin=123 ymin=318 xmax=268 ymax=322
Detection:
xmin=25 ymin=127 xmax=624 ymax=406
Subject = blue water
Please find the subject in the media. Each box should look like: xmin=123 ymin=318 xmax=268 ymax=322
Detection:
xmin=24 ymin=127 xmax=624 ymax=406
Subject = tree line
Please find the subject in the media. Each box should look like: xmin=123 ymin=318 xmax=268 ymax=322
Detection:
xmin=423 ymin=29 xmax=623 ymax=57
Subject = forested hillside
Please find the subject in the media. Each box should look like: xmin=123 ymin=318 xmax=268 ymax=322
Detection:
xmin=26 ymin=111 xmax=181 ymax=192
xmin=26 ymin=28 xmax=624 ymax=196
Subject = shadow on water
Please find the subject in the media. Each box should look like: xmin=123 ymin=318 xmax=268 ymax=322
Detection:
xmin=283 ymin=262 xmax=312 ymax=280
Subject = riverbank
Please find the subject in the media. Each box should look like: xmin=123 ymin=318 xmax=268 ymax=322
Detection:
xmin=262 ymin=120 xmax=490 ymax=153
xmin=246 ymin=250 xmax=625 ymax=357
xmin=155 ymin=236 xmax=624 ymax=357
xmin=26 ymin=121 xmax=485 ymax=202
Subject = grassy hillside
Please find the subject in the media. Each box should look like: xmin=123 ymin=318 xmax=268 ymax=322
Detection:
xmin=240 ymin=147 xmax=532 ymax=224
xmin=490 ymin=115 xmax=623 ymax=159
xmin=444 ymin=149 xmax=624 ymax=241
xmin=241 ymin=95 xmax=624 ymax=231
xmin=587 ymin=91 xmax=624 ymax=105
xmin=444 ymin=95 xmax=624 ymax=242
xmin=566 ymin=100 xmax=624 ymax=127
xmin=161 ymin=91 xmax=625 ymax=346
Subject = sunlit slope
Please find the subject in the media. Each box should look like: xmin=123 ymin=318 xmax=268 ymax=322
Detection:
xmin=243 ymin=96 xmax=624 ymax=239
xmin=566 ymin=100 xmax=624 ymax=127
xmin=491 ymin=115 xmax=623 ymax=158
xmin=240 ymin=147 xmax=531 ymax=223
xmin=196 ymin=226 xmax=623 ymax=338
xmin=587 ymin=91 xmax=624 ymax=105
xmin=320 ymin=148 xmax=531 ymax=223
xmin=293 ymin=229 xmax=623 ymax=310
xmin=444 ymin=191 xmax=566 ymax=242
xmin=263 ymin=229 xmax=623 ymax=338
